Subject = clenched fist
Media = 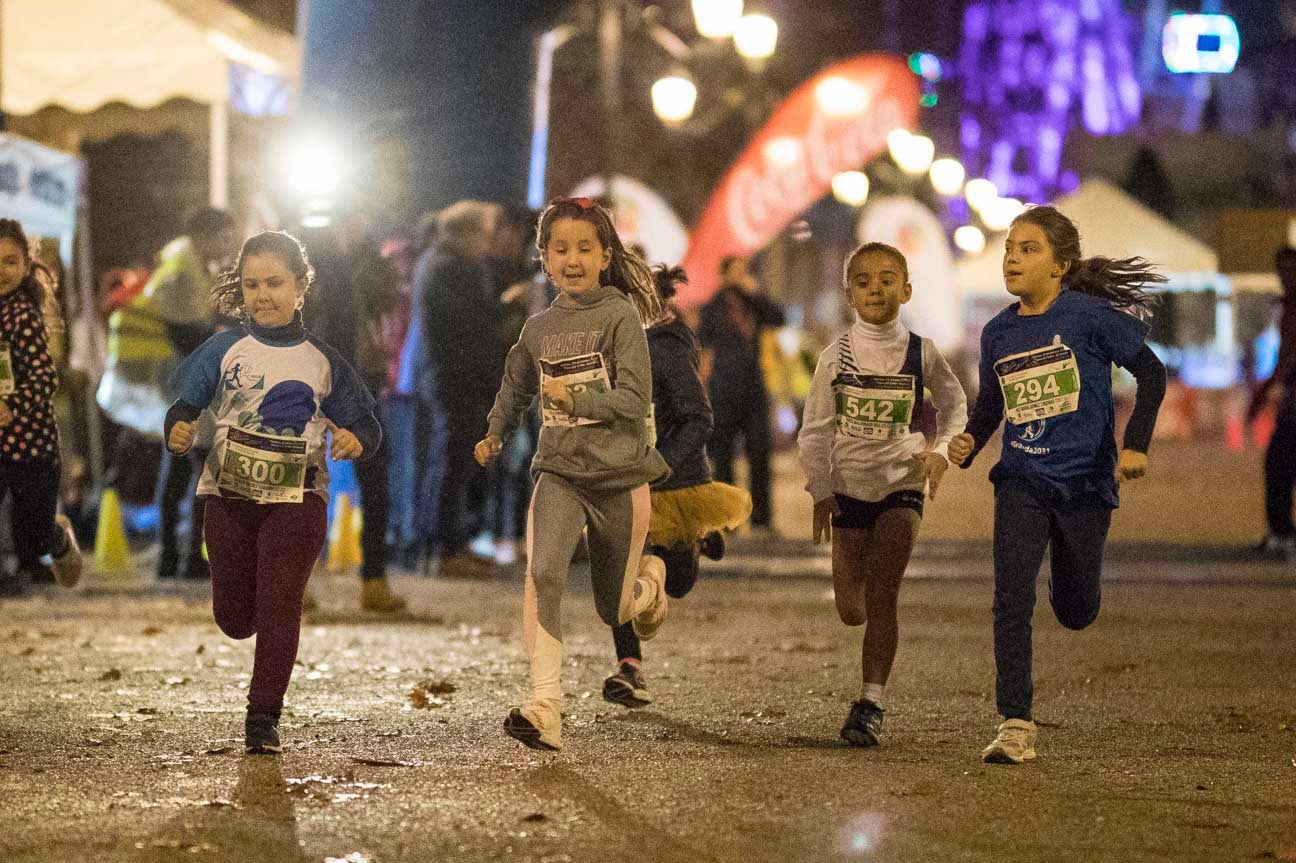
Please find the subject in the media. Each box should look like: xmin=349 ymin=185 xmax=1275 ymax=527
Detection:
xmin=168 ymin=420 xmax=196 ymax=454
xmin=947 ymin=432 xmax=974 ymax=466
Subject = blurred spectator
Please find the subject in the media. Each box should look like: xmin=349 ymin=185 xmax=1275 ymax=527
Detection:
xmin=304 ymin=214 xmax=407 ymax=612
xmin=697 ymin=255 xmax=785 ymax=533
xmin=1251 ymin=246 xmax=1296 ymax=559
xmin=136 ymin=207 xmax=235 ymax=577
xmin=420 ymin=200 xmax=500 ymax=576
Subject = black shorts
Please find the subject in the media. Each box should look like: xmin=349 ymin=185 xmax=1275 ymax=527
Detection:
xmin=831 ymin=490 xmax=925 ymax=531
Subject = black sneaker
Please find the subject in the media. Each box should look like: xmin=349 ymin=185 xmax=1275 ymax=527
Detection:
xmin=840 ymin=699 xmax=885 ymax=747
xmin=245 ymin=708 xmax=283 ymax=755
xmin=602 ymin=662 xmax=653 ymax=708
xmin=699 ymin=531 xmax=725 ymax=561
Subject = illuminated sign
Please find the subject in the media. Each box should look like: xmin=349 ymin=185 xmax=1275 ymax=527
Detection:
xmin=1162 ymin=13 xmax=1240 ymax=74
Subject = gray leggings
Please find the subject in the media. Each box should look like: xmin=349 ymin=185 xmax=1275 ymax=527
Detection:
xmin=523 ymin=473 xmax=653 ymax=703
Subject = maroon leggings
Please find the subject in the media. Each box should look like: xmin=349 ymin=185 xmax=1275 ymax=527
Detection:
xmin=204 ymin=494 xmax=327 ymax=711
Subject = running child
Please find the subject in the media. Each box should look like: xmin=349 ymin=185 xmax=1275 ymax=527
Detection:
xmin=475 ymin=196 xmax=670 ymax=751
xmin=602 ymin=265 xmax=752 ymax=708
xmin=797 ymin=242 xmax=967 ymax=746
xmin=165 ymin=231 xmax=380 ymax=754
xmin=947 ymin=205 xmax=1166 ymax=764
xmin=0 ymin=218 xmax=81 ymax=594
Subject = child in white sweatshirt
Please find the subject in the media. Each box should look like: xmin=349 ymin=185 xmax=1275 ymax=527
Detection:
xmin=797 ymin=242 xmax=967 ymax=747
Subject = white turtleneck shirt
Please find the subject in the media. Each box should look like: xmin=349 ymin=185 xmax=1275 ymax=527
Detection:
xmin=797 ymin=316 xmax=968 ymax=504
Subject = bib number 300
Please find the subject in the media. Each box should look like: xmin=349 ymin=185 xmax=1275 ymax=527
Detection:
xmin=218 ymin=426 xmax=308 ymax=503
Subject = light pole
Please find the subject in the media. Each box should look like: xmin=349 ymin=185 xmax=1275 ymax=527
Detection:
xmin=527 ymin=0 xmax=780 ymax=208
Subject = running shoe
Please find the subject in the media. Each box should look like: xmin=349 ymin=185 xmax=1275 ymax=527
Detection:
xmin=981 ymin=718 xmax=1038 ymax=764
xmin=245 ymin=708 xmax=283 ymax=755
xmin=699 ymin=531 xmax=726 ymax=561
xmin=504 ymin=699 xmax=562 ymax=751
xmin=602 ymin=662 xmax=652 ymax=708
xmin=631 ymin=554 xmax=668 ymax=641
xmin=840 ymin=699 xmax=885 ymax=746
xmin=51 ymin=515 xmax=83 ymax=588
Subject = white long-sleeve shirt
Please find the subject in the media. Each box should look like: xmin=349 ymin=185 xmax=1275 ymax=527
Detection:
xmin=798 ymin=317 xmax=968 ymax=504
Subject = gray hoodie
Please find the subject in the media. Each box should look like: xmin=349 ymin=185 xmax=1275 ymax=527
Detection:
xmin=487 ymin=284 xmax=670 ymax=492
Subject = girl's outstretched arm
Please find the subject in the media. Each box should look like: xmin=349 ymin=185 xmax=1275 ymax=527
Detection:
xmin=486 ymin=322 xmax=539 ymax=441
xmin=1116 ymin=345 xmax=1166 ymax=481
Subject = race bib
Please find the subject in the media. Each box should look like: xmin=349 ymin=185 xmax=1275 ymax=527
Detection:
xmin=539 ymin=352 xmax=610 ymax=427
xmin=833 ymin=373 xmax=915 ymax=441
xmin=0 ymin=341 xmax=13 ymax=396
xmin=995 ymin=343 xmax=1081 ymax=425
xmin=218 ymin=426 xmax=308 ymax=504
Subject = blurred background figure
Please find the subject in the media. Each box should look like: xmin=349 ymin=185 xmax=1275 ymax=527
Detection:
xmin=420 ymin=200 xmax=501 ymax=577
xmin=697 ymin=256 xmax=785 ymax=536
xmin=303 ymin=213 xmax=408 ymax=611
xmin=1251 ymin=245 xmax=1296 ymax=559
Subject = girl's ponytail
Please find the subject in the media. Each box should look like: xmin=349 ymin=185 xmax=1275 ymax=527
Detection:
xmin=603 ymin=233 xmax=662 ymax=325
xmin=1013 ymin=206 xmax=1165 ymax=317
xmin=1062 ymin=255 xmax=1165 ymax=316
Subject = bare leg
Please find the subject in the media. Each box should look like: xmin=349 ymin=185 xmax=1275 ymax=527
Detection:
xmin=858 ymin=509 xmax=920 ymax=686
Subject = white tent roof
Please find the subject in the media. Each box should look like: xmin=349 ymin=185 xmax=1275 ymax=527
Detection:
xmin=1 ymin=0 xmax=298 ymax=115
xmin=957 ymin=179 xmax=1220 ymax=295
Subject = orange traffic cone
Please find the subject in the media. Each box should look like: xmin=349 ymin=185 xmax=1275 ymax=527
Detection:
xmin=328 ymin=493 xmax=363 ymax=571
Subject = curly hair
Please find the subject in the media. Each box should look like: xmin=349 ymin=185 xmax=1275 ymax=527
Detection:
xmin=210 ymin=231 xmax=315 ymax=320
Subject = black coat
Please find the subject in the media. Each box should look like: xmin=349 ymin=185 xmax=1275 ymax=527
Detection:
xmin=649 ymin=315 xmax=714 ymax=491
xmin=696 ymin=285 xmax=785 ymax=421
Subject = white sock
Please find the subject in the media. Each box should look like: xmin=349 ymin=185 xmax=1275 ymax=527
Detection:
xmin=862 ymin=682 xmax=885 ymax=707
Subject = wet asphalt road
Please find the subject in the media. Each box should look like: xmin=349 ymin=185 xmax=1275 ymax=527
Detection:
xmin=2 ymin=545 xmax=1294 ymax=863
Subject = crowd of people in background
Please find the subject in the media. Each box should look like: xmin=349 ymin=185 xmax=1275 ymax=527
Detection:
xmin=1 ymin=198 xmax=789 ymax=604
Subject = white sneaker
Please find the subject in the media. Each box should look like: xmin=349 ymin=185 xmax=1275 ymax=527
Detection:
xmin=504 ymin=698 xmax=562 ymax=751
xmin=51 ymin=515 xmax=82 ymax=588
xmin=493 ymin=540 xmax=517 ymax=567
xmin=981 ymin=718 xmax=1038 ymax=764
xmin=631 ymin=554 xmax=668 ymax=641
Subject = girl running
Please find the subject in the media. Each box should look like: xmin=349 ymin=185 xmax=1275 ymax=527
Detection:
xmin=602 ymin=265 xmax=752 ymax=708
xmin=165 ymin=231 xmax=380 ymax=754
xmin=798 ymin=242 xmax=967 ymax=746
xmin=475 ymin=197 xmax=670 ymax=752
xmin=0 ymin=218 xmax=81 ymax=594
xmin=947 ymin=205 xmax=1166 ymax=764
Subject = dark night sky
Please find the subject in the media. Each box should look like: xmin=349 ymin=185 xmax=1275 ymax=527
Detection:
xmin=294 ymin=0 xmax=1291 ymax=219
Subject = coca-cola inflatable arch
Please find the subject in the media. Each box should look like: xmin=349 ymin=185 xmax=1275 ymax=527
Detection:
xmin=678 ymin=54 xmax=919 ymax=306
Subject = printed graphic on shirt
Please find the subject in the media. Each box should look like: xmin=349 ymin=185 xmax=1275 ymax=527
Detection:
xmin=994 ymin=338 xmax=1080 ymax=425
xmin=540 ymin=352 xmax=610 ymax=427
xmin=0 ymin=340 xmax=12 ymax=396
xmin=217 ymin=426 xmax=308 ymax=503
xmin=540 ymin=330 xmax=604 ymax=358
xmin=833 ymin=373 xmax=915 ymax=441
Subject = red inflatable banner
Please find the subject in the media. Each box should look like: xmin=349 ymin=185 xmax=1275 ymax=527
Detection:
xmin=678 ymin=54 xmax=920 ymax=306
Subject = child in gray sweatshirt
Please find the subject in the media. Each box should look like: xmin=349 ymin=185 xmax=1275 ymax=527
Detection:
xmin=475 ymin=197 xmax=670 ymax=751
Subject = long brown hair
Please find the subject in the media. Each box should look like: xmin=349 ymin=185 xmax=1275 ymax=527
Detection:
xmin=0 ymin=218 xmax=63 ymax=334
xmin=536 ymin=197 xmax=661 ymax=325
xmin=1012 ymin=206 xmax=1164 ymax=316
xmin=210 ymin=231 xmax=316 ymax=320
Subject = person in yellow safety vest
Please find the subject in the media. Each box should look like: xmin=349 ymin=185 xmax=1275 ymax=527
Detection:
xmin=97 ymin=209 xmax=238 ymax=580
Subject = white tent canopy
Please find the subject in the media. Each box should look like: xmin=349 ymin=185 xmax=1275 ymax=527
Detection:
xmin=957 ymin=179 xmax=1221 ymax=296
xmin=1 ymin=0 xmax=297 ymax=114
xmin=1 ymin=0 xmax=298 ymax=205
